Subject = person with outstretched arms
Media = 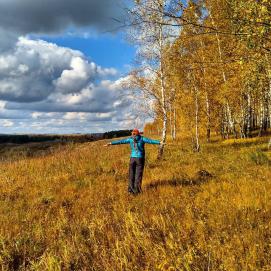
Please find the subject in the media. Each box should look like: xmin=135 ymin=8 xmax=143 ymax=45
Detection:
xmin=105 ymin=128 xmax=161 ymax=195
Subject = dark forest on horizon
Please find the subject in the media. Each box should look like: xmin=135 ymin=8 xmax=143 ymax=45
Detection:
xmin=0 ymin=130 xmax=133 ymax=145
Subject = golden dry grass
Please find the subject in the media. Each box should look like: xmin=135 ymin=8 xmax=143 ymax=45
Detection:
xmin=0 ymin=136 xmax=271 ymax=271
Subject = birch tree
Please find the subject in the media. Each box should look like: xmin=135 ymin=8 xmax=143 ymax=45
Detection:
xmin=127 ymin=0 xmax=179 ymax=159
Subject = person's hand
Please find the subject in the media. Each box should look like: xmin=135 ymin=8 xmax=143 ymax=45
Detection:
xmin=104 ymin=143 xmax=111 ymax=147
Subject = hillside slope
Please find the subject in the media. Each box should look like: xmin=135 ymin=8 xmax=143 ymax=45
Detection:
xmin=0 ymin=137 xmax=270 ymax=270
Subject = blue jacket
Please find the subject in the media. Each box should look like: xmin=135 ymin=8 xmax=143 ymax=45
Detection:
xmin=111 ymin=135 xmax=160 ymax=158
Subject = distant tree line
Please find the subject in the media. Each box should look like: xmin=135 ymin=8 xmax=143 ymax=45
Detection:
xmin=103 ymin=130 xmax=133 ymax=139
xmin=0 ymin=130 xmax=132 ymax=144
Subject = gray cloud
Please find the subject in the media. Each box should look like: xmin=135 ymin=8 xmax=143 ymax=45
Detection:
xmin=0 ymin=0 xmax=125 ymax=54
xmin=0 ymin=0 xmax=123 ymax=35
xmin=5 ymin=80 xmax=132 ymax=113
xmin=0 ymin=110 xmax=31 ymax=120
xmin=0 ymin=28 xmax=18 ymax=53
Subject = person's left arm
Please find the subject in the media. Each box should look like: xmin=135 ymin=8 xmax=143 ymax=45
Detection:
xmin=142 ymin=137 xmax=161 ymax=145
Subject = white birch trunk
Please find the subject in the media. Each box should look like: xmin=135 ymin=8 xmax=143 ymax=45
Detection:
xmin=247 ymin=92 xmax=252 ymax=137
xmin=158 ymin=22 xmax=167 ymax=159
xmin=206 ymin=93 xmax=211 ymax=142
xmin=200 ymin=39 xmax=211 ymax=142
xmin=265 ymin=54 xmax=271 ymax=131
xmin=192 ymin=74 xmax=200 ymax=152
xmin=169 ymin=104 xmax=173 ymax=139
xmin=173 ymin=107 xmax=176 ymax=140
xmin=258 ymin=98 xmax=264 ymax=136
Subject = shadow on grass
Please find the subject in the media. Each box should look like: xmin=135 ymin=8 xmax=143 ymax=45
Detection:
xmin=146 ymin=170 xmax=213 ymax=190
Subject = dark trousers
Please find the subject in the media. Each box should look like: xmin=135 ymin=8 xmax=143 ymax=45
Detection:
xmin=128 ymin=157 xmax=145 ymax=194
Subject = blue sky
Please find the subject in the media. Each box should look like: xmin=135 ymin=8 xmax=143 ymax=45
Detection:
xmin=0 ymin=0 xmax=146 ymax=134
xmin=41 ymin=32 xmax=136 ymax=72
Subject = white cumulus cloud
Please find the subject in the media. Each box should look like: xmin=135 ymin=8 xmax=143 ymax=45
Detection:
xmin=1 ymin=120 xmax=14 ymax=127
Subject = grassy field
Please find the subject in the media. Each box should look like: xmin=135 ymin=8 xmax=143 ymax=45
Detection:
xmin=0 ymin=135 xmax=270 ymax=271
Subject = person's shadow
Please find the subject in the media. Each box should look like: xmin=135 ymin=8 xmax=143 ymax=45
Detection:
xmin=145 ymin=170 xmax=213 ymax=190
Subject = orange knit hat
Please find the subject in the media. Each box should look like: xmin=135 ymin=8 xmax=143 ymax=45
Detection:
xmin=132 ymin=128 xmax=140 ymax=135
